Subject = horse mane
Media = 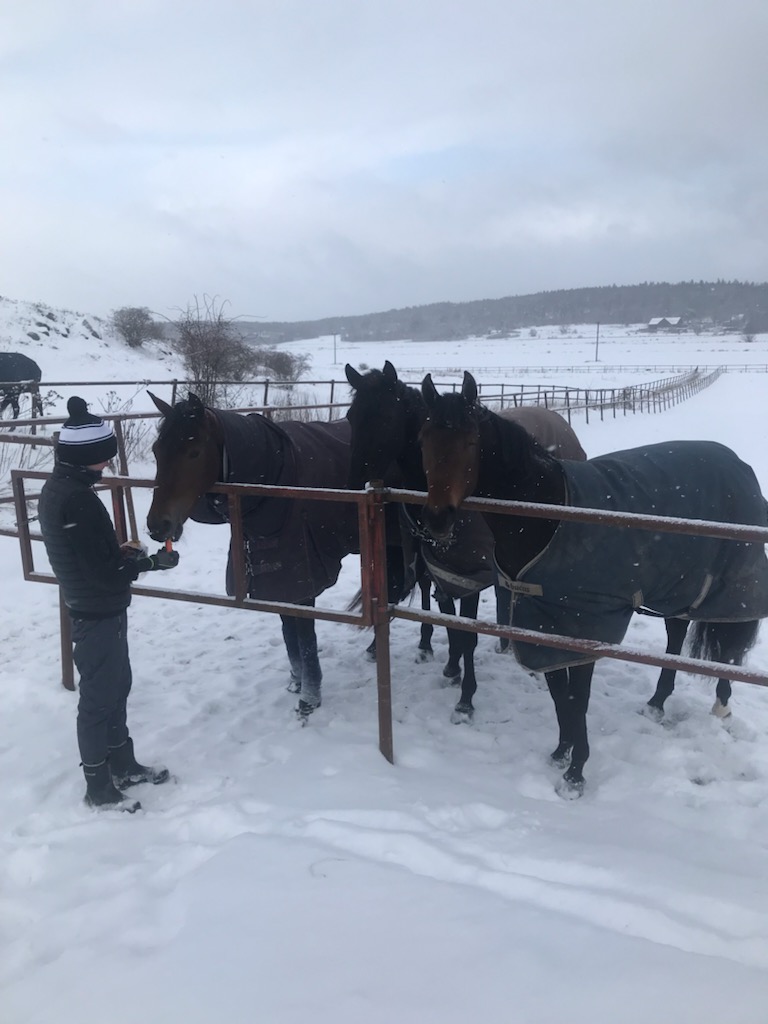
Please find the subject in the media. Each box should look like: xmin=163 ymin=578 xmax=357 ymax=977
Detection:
xmin=156 ymin=396 xmax=209 ymax=445
xmin=427 ymin=390 xmax=555 ymax=482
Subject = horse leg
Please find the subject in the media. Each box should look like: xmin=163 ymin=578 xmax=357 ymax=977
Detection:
xmin=31 ymin=385 xmax=44 ymax=417
xmin=645 ymin=617 xmax=688 ymax=721
xmin=281 ymin=614 xmax=303 ymax=692
xmin=295 ymin=613 xmax=322 ymax=718
xmin=416 ymin=575 xmax=435 ymax=662
xmin=712 ymin=678 xmax=733 ymax=719
xmin=691 ymin=620 xmax=758 ymax=720
xmin=436 ymin=592 xmax=462 ymax=684
xmin=451 ymin=592 xmax=480 ymax=723
xmin=558 ymin=663 xmax=595 ymax=799
xmin=546 ymin=669 xmax=574 ymax=766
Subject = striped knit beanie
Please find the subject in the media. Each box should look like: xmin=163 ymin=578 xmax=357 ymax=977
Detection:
xmin=57 ymin=396 xmax=117 ymax=466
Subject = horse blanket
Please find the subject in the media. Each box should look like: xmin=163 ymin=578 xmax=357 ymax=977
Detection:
xmin=405 ymin=506 xmax=496 ymax=600
xmin=497 ymin=441 xmax=768 ymax=671
xmin=190 ymin=410 xmax=358 ymax=604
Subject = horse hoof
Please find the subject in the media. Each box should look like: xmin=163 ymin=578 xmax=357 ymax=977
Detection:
xmin=641 ymin=703 xmax=664 ymax=723
xmin=287 ymin=676 xmax=301 ymax=694
xmin=296 ymin=699 xmax=320 ymax=720
xmin=415 ymin=648 xmax=434 ymax=664
xmin=450 ymin=704 xmax=474 ymax=725
xmin=555 ymin=773 xmax=585 ymax=800
xmin=711 ymin=700 xmax=732 ymax=720
xmin=495 ymin=640 xmax=511 ymax=655
xmin=550 ymin=744 xmax=572 ymax=769
xmin=442 ymin=666 xmax=461 ymax=686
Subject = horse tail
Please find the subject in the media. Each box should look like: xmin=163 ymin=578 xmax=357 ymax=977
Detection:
xmin=344 ymin=547 xmax=419 ymax=620
xmin=346 ymin=588 xmax=364 ymax=616
xmin=688 ymin=619 xmax=760 ymax=669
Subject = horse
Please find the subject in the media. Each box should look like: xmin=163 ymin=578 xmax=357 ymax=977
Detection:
xmin=344 ymin=360 xmax=587 ymax=723
xmin=0 ymin=353 xmax=43 ymax=420
xmin=146 ymin=391 xmax=408 ymax=719
xmin=418 ymin=371 xmax=768 ymax=797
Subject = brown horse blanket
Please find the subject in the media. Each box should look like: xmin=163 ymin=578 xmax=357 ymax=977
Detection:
xmin=498 ymin=440 xmax=768 ymax=671
xmin=190 ymin=410 xmax=358 ymax=604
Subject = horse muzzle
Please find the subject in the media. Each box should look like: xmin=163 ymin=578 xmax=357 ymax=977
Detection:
xmin=421 ymin=504 xmax=457 ymax=543
xmin=147 ymin=517 xmax=185 ymax=544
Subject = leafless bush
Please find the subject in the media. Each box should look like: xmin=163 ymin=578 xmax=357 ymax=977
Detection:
xmin=170 ymin=296 xmax=258 ymax=406
xmin=111 ymin=307 xmax=163 ymax=349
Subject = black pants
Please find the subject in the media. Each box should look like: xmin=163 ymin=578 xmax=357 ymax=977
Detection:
xmin=71 ymin=611 xmax=132 ymax=766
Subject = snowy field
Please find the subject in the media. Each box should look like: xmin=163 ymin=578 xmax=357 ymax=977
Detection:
xmin=2 ymin=299 xmax=768 ymax=1023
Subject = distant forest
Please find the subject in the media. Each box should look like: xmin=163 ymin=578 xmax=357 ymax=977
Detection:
xmin=245 ymin=280 xmax=768 ymax=344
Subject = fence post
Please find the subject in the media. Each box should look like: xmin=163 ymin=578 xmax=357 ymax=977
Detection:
xmin=329 ymin=380 xmax=336 ymax=421
xmin=363 ymin=480 xmax=394 ymax=764
xmin=113 ymin=418 xmax=138 ymax=541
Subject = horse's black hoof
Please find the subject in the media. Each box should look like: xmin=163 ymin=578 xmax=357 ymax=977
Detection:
xmin=415 ymin=647 xmax=434 ymax=663
xmin=556 ymin=767 xmax=585 ymax=799
xmin=296 ymin=698 xmax=321 ymax=720
xmin=450 ymin=704 xmax=474 ymax=725
xmin=495 ymin=639 xmax=511 ymax=655
xmin=365 ymin=645 xmax=377 ymax=663
xmin=641 ymin=702 xmax=664 ymax=723
xmin=443 ymin=665 xmax=461 ymax=686
xmin=550 ymin=743 xmax=572 ymax=769
xmin=287 ymin=675 xmax=301 ymax=694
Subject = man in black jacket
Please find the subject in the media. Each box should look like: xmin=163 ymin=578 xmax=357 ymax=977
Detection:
xmin=38 ymin=396 xmax=180 ymax=812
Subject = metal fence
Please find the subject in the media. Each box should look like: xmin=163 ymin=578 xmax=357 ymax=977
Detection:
xmin=10 ymin=470 xmax=768 ymax=765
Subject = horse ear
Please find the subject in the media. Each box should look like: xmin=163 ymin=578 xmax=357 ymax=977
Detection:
xmin=345 ymin=363 xmax=363 ymax=389
xmin=187 ymin=393 xmax=206 ymax=414
xmin=461 ymin=371 xmax=478 ymax=405
xmin=148 ymin=390 xmax=173 ymax=418
xmin=383 ymin=360 xmax=398 ymax=383
xmin=421 ymin=373 xmax=439 ymax=409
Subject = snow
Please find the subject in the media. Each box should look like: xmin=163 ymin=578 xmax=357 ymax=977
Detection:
xmin=2 ymin=304 xmax=768 ymax=1022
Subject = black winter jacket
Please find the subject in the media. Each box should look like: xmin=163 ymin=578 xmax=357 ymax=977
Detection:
xmin=38 ymin=463 xmax=144 ymax=618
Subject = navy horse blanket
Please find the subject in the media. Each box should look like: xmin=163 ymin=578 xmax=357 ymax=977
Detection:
xmin=190 ymin=410 xmax=358 ymax=604
xmin=498 ymin=441 xmax=768 ymax=671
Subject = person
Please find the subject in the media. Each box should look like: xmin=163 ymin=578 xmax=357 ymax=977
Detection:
xmin=38 ymin=396 xmax=180 ymax=812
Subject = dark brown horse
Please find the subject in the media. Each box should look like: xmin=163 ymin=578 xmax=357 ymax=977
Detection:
xmin=146 ymin=392 xmax=402 ymax=718
xmin=345 ymin=360 xmax=586 ymax=722
xmin=418 ymin=371 xmax=768 ymax=797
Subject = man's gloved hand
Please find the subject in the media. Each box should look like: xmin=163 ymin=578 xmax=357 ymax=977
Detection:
xmin=136 ymin=547 xmax=180 ymax=572
xmin=149 ymin=546 xmax=180 ymax=570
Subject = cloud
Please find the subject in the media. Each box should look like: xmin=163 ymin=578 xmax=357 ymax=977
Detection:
xmin=1 ymin=0 xmax=767 ymax=320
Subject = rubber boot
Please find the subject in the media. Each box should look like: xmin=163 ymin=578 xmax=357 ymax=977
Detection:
xmin=83 ymin=760 xmax=140 ymax=812
xmin=109 ymin=738 xmax=170 ymax=789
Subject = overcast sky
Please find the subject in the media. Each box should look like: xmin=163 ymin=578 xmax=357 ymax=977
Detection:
xmin=2 ymin=1 xmax=767 ymax=322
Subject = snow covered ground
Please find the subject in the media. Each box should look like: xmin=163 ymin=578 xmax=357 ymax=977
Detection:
xmin=2 ymin=300 xmax=768 ymax=1023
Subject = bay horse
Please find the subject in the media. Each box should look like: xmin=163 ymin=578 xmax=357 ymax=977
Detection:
xmin=418 ymin=371 xmax=768 ymax=797
xmin=146 ymin=392 xmax=408 ymax=719
xmin=344 ymin=360 xmax=587 ymax=723
xmin=0 ymin=352 xmax=43 ymax=420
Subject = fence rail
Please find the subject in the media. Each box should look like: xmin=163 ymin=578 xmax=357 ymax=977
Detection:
xmin=10 ymin=470 xmax=768 ymax=764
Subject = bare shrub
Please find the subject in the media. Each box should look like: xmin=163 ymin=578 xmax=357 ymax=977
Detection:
xmin=111 ymin=307 xmax=163 ymax=349
xmin=170 ymin=296 xmax=259 ymax=406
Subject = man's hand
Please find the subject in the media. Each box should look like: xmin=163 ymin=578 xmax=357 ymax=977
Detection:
xmin=149 ymin=546 xmax=180 ymax=570
xmin=135 ymin=547 xmax=180 ymax=573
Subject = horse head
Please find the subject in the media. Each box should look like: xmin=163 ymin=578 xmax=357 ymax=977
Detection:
xmin=419 ymin=371 xmax=481 ymax=541
xmin=344 ymin=360 xmax=409 ymax=488
xmin=146 ymin=391 xmax=222 ymax=542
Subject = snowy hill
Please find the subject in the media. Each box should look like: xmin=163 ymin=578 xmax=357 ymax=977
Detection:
xmin=3 ymin=298 xmax=768 ymax=1021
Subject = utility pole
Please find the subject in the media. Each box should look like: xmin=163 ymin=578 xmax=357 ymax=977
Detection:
xmin=594 ymin=322 xmax=600 ymax=362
